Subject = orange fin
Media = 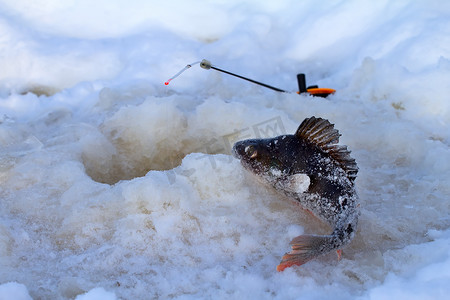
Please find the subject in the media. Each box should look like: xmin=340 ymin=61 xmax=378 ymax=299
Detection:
xmin=277 ymin=234 xmax=333 ymax=272
xmin=277 ymin=252 xmax=311 ymax=272
xmin=336 ymin=249 xmax=342 ymax=261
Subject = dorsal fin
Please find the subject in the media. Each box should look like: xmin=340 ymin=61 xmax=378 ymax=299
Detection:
xmin=295 ymin=116 xmax=358 ymax=181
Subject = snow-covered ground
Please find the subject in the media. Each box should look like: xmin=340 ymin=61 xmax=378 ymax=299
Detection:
xmin=1 ymin=0 xmax=449 ymax=299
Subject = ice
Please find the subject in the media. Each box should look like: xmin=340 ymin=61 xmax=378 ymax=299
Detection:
xmin=75 ymin=288 xmax=116 ymax=300
xmin=0 ymin=282 xmax=32 ymax=300
xmin=1 ymin=0 xmax=450 ymax=299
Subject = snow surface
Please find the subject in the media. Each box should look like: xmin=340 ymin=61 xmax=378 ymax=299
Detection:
xmin=1 ymin=0 xmax=450 ymax=299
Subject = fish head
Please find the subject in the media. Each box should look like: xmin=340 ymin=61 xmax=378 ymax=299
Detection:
xmin=232 ymin=137 xmax=287 ymax=178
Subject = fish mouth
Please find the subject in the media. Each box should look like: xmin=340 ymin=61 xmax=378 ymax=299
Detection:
xmin=231 ymin=145 xmax=238 ymax=158
xmin=232 ymin=141 xmax=262 ymax=173
xmin=231 ymin=142 xmax=244 ymax=159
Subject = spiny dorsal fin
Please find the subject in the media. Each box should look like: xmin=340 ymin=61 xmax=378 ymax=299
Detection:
xmin=295 ymin=116 xmax=358 ymax=181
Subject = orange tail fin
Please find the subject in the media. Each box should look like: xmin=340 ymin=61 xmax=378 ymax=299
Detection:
xmin=277 ymin=234 xmax=334 ymax=272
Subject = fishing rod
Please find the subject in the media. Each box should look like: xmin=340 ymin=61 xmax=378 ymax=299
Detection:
xmin=199 ymin=59 xmax=286 ymax=93
xmin=165 ymin=59 xmax=335 ymax=97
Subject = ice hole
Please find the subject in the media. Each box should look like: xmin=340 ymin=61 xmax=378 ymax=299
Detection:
xmin=20 ymin=85 xmax=60 ymax=97
xmin=83 ymin=149 xmax=186 ymax=185
xmin=80 ymin=96 xmax=242 ymax=184
xmin=81 ymin=134 xmax=226 ymax=185
xmin=83 ymin=141 xmax=187 ymax=185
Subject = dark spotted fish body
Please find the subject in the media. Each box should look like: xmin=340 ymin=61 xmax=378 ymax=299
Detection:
xmin=232 ymin=116 xmax=359 ymax=271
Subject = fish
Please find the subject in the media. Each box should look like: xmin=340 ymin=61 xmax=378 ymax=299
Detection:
xmin=232 ymin=116 xmax=359 ymax=271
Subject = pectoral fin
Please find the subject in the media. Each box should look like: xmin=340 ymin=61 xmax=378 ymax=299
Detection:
xmin=278 ymin=173 xmax=310 ymax=194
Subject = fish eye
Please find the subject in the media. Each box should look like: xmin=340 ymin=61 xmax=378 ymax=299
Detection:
xmin=245 ymin=145 xmax=258 ymax=159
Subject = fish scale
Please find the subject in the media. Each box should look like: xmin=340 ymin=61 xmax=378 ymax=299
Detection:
xmin=232 ymin=116 xmax=359 ymax=271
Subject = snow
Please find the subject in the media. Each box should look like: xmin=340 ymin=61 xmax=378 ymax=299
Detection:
xmin=0 ymin=0 xmax=449 ymax=299
xmin=0 ymin=282 xmax=32 ymax=300
xmin=75 ymin=288 xmax=116 ymax=300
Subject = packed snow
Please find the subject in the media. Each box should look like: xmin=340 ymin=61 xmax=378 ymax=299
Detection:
xmin=1 ymin=0 xmax=450 ymax=299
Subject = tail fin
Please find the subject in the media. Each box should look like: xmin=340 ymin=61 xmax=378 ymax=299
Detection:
xmin=276 ymin=234 xmax=335 ymax=272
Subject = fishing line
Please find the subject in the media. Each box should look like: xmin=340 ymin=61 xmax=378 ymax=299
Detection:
xmin=164 ymin=61 xmax=201 ymax=85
